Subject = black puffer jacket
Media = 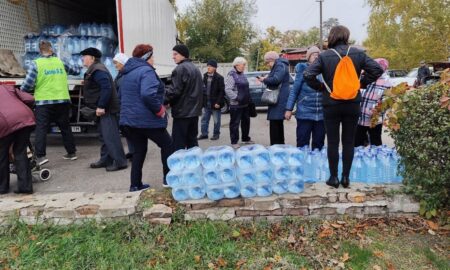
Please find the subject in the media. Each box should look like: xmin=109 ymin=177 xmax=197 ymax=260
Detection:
xmin=303 ymin=43 xmax=383 ymax=107
xmin=166 ymin=59 xmax=204 ymax=118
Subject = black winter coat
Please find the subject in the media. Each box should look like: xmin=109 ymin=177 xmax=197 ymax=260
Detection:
xmin=165 ymin=59 xmax=204 ymax=118
xmin=303 ymin=44 xmax=383 ymax=107
xmin=203 ymin=72 xmax=225 ymax=109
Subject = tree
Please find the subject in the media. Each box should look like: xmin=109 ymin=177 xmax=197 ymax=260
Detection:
xmin=322 ymin=17 xmax=339 ymax=39
xmin=177 ymin=0 xmax=257 ymax=62
xmin=364 ymin=0 xmax=450 ymax=69
xmin=248 ymin=26 xmax=320 ymax=71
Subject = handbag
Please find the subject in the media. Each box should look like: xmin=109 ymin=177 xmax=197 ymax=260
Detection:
xmin=248 ymin=102 xmax=257 ymax=117
xmin=261 ymin=85 xmax=280 ymax=105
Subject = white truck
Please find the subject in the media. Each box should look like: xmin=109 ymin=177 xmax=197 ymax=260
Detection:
xmin=0 ymin=0 xmax=177 ymax=135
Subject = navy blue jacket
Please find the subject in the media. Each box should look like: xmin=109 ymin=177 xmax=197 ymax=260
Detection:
xmin=286 ymin=63 xmax=323 ymax=121
xmin=264 ymin=58 xmax=290 ymax=120
xmin=119 ymin=57 xmax=167 ymax=129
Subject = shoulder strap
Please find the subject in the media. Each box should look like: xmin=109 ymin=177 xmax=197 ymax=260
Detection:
xmin=329 ymin=49 xmax=342 ymax=60
xmin=346 ymin=46 xmax=352 ymax=56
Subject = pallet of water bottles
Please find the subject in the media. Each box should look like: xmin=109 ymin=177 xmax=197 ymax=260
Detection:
xmin=22 ymin=23 xmax=118 ymax=78
xmin=166 ymin=144 xmax=404 ymax=202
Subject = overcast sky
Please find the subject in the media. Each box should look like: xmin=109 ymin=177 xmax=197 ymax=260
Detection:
xmin=176 ymin=0 xmax=371 ymax=44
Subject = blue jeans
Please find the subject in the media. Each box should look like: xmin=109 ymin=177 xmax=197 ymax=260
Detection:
xmin=200 ymin=103 xmax=221 ymax=137
xmin=296 ymin=119 xmax=326 ymax=150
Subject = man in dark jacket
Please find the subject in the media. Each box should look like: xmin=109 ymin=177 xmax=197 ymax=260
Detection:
xmin=198 ymin=59 xmax=225 ymax=141
xmin=165 ymin=44 xmax=204 ymax=150
xmin=80 ymin=48 xmax=127 ymax=172
xmin=417 ymin=60 xmax=431 ymax=86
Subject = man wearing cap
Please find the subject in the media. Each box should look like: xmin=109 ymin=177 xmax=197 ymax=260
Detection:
xmin=165 ymin=44 xmax=204 ymax=150
xmin=417 ymin=60 xmax=431 ymax=86
xmin=198 ymin=60 xmax=225 ymax=141
xmin=80 ymin=47 xmax=127 ymax=172
xmin=21 ymin=40 xmax=79 ymax=166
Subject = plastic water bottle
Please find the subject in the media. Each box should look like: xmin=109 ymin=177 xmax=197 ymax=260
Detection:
xmin=237 ymin=168 xmax=257 ymax=198
xmin=303 ymin=151 xmax=314 ymax=183
xmin=377 ymin=149 xmax=391 ymax=184
xmin=100 ymin=23 xmax=109 ymax=37
xmin=206 ymin=184 xmax=224 ymax=201
xmin=236 ymin=146 xmax=254 ymax=169
xmin=253 ymin=145 xmax=271 ymax=167
xmin=289 ymin=165 xmax=304 ymax=193
xmin=351 ymin=152 xmax=363 ymax=183
xmin=72 ymin=36 xmax=80 ymax=54
xmin=223 ymin=182 xmax=240 ymax=198
xmin=80 ymin=36 xmax=88 ymax=50
xmin=391 ymin=149 xmax=403 ymax=183
xmin=79 ymin=23 xmax=89 ymax=36
xmin=202 ymin=147 xmax=219 ymax=169
xmin=88 ymin=36 xmax=97 ymax=48
xmin=203 ymin=168 xmax=220 ymax=185
xmin=184 ymin=147 xmax=202 ymax=170
xmin=167 ymin=149 xmax=186 ymax=172
xmin=219 ymin=166 xmax=236 ymax=182
xmin=217 ymin=146 xmax=235 ymax=167
xmin=311 ymin=149 xmax=321 ymax=182
xmin=183 ymin=168 xmax=205 ymax=199
xmin=269 ymin=144 xmax=291 ymax=166
xmin=255 ymin=168 xmax=272 ymax=196
xmin=272 ymin=165 xmax=290 ymax=194
xmin=364 ymin=152 xmax=377 ymax=184
xmin=289 ymin=147 xmax=305 ymax=166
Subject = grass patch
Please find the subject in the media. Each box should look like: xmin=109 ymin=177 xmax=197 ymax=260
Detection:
xmin=0 ymin=218 xmax=448 ymax=270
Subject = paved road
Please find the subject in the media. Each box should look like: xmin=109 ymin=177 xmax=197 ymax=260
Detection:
xmin=9 ymin=108 xmax=394 ymax=193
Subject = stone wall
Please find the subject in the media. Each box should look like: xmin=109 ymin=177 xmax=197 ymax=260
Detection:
xmin=178 ymin=183 xmax=419 ymax=222
xmin=0 ymin=184 xmax=420 ymax=225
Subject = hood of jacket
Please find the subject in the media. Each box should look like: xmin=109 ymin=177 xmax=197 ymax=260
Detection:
xmin=122 ymin=57 xmax=152 ymax=75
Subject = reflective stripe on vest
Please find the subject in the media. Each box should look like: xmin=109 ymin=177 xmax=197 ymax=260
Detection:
xmin=34 ymin=57 xmax=69 ymax=101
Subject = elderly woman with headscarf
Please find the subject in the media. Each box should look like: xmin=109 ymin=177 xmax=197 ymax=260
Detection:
xmin=355 ymin=58 xmax=392 ymax=147
xmin=257 ymin=51 xmax=290 ymax=145
xmin=224 ymin=57 xmax=253 ymax=149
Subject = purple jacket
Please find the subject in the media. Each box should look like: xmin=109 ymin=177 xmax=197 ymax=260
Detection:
xmin=0 ymin=85 xmax=35 ymax=138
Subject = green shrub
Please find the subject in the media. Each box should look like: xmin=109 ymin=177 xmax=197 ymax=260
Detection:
xmin=376 ymin=75 xmax=450 ymax=217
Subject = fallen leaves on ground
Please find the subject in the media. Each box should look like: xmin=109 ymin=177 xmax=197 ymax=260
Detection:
xmin=235 ymin=258 xmax=246 ymax=269
xmin=340 ymin=252 xmax=350 ymax=262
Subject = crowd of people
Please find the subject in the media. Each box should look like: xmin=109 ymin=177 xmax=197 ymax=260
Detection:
xmin=2 ymin=25 xmax=402 ymax=195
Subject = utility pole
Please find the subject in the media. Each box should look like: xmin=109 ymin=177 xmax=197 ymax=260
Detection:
xmin=316 ymin=0 xmax=324 ymax=50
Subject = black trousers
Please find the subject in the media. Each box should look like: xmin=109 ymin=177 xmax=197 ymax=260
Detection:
xmin=269 ymin=120 xmax=285 ymax=145
xmin=34 ymin=103 xmax=76 ymax=157
xmin=0 ymin=127 xmax=34 ymax=193
xmin=229 ymin=106 xmax=251 ymax=144
xmin=323 ymin=103 xmax=360 ymax=177
xmin=97 ymin=113 xmax=127 ymax=166
xmin=172 ymin=117 xmax=199 ymax=151
xmin=354 ymin=124 xmax=382 ymax=147
xmin=126 ymin=127 xmax=174 ymax=187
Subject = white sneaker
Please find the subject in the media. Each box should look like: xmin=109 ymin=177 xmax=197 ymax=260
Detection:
xmin=162 ymin=184 xmax=170 ymax=188
xmin=231 ymin=144 xmax=240 ymax=149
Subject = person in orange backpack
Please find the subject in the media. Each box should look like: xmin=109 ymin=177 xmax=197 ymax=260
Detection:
xmin=304 ymin=25 xmax=383 ymax=188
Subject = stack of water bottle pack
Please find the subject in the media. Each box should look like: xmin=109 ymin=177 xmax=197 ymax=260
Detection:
xmin=350 ymin=145 xmax=403 ymax=184
xmin=23 ymin=23 xmax=118 ymax=78
xmin=167 ymin=144 xmax=307 ymax=201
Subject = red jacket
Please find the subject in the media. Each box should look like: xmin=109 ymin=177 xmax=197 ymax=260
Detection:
xmin=0 ymin=85 xmax=35 ymax=138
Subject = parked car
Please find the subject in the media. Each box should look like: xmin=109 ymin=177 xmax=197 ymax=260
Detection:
xmin=221 ymin=71 xmax=294 ymax=113
xmin=389 ymin=68 xmax=418 ymax=87
xmin=387 ymin=69 xmax=408 ymax=78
